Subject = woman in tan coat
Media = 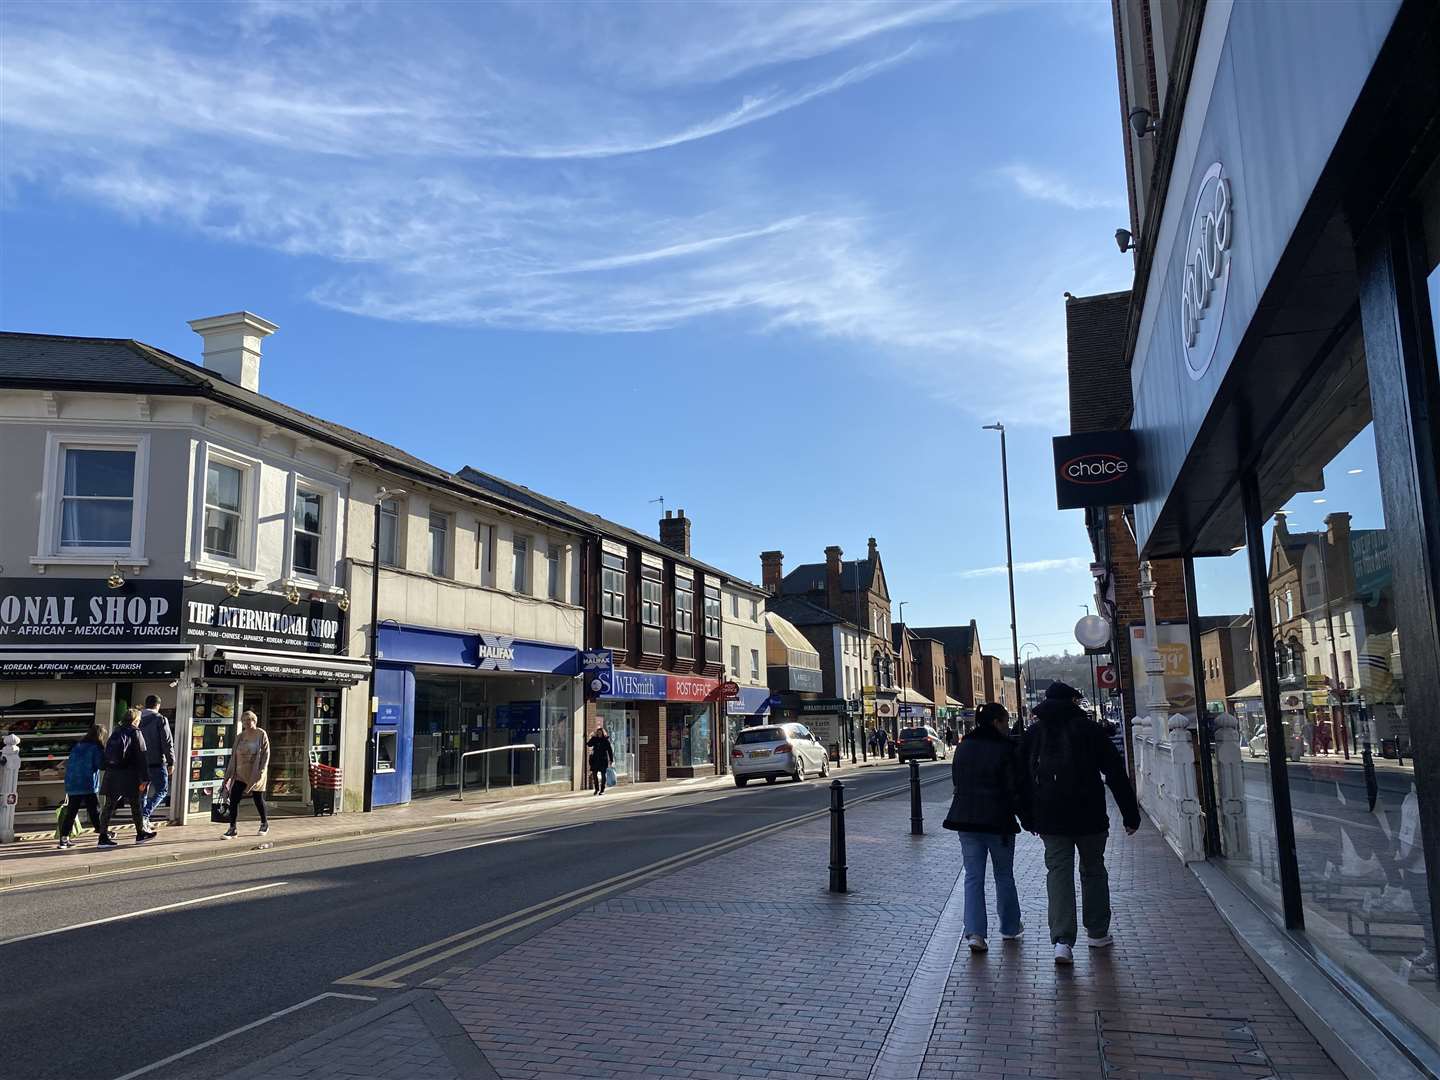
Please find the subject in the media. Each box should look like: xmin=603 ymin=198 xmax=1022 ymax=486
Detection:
xmin=222 ymin=710 xmax=271 ymax=838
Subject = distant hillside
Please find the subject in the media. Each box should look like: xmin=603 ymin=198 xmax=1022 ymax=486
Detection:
xmin=1023 ymin=652 xmax=1106 ymax=698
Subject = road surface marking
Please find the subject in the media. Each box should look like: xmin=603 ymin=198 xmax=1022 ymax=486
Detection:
xmin=415 ymin=822 xmax=588 ymax=858
xmin=337 ymin=775 xmax=944 ymax=988
xmin=0 ymin=881 xmax=290 ymax=947
xmin=110 ymin=991 xmax=377 ymax=1080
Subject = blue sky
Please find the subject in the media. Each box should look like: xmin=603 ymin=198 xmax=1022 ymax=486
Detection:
xmin=1 ymin=0 xmax=1136 ymax=658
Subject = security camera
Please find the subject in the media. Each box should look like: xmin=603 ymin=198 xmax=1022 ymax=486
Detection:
xmin=1128 ymin=107 xmax=1157 ymax=138
xmin=1115 ymin=228 xmax=1136 ymax=253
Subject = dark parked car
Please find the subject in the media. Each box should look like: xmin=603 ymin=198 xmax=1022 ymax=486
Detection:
xmin=896 ymin=725 xmax=947 ymax=762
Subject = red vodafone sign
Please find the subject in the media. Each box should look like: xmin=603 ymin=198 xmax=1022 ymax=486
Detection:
xmin=1096 ymin=664 xmax=1118 ymax=691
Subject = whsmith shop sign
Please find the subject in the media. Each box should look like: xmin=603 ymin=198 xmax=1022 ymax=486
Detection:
xmin=1052 ymin=431 xmax=1142 ymax=510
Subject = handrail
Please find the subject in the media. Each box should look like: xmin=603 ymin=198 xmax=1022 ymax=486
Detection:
xmin=455 ymin=743 xmax=540 ymax=801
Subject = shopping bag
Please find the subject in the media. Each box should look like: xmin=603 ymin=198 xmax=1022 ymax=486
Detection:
xmin=605 ymin=766 xmax=617 ymax=788
xmin=210 ymin=785 xmax=231 ymax=824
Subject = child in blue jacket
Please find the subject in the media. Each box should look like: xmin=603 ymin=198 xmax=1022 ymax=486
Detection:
xmin=58 ymin=724 xmax=106 ymax=849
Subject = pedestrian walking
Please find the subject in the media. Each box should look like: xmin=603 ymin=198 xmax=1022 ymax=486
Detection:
xmin=1018 ymin=682 xmax=1140 ymax=965
xmin=587 ymin=724 xmax=614 ymax=795
xmin=97 ymin=708 xmax=155 ymax=847
xmin=57 ymin=724 xmax=106 ymax=850
xmin=221 ymin=710 xmax=270 ymax=838
xmin=943 ymin=724 xmax=957 ymax=749
xmin=943 ymin=703 xmax=1023 ymax=952
xmin=137 ymin=694 xmax=174 ymax=831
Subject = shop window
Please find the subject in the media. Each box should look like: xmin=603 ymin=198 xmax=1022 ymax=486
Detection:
xmin=203 ymin=460 xmax=244 ymax=560
xmin=292 ymin=489 xmax=323 ymax=577
xmin=428 ymin=511 xmax=449 ymax=577
xmin=666 ymin=704 xmax=713 ymax=770
xmin=378 ymin=497 xmax=401 ymax=568
xmin=546 ymin=544 xmax=562 ymax=601
xmin=601 ymin=552 xmax=626 ymax=619
xmin=512 ymin=534 xmax=529 ymax=594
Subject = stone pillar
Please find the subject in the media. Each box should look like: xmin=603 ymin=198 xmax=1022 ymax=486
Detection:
xmin=1212 ymin=711 xmax=1250 ymax=858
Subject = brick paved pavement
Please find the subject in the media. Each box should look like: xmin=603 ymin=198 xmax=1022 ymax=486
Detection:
xmin=230 ymin=781 xmax=1343 ymax=1080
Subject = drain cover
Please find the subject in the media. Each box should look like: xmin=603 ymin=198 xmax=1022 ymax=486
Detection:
xmin=1097 ymin=1010 xmax=1277 ymax=1079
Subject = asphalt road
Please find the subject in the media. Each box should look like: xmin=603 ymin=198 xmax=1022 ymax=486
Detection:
xmin=0 ymin=760 xmax=949 ymax=1080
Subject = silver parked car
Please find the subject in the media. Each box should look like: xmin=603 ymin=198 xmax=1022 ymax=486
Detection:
xmin=730 ymin=723 xmax=831 ymax=786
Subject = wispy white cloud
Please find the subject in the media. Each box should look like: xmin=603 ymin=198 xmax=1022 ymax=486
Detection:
xmin=997 ymin=164 xmax=1123 ymax=211
xmin=956 ymin=557 xmax=1091 ymax=579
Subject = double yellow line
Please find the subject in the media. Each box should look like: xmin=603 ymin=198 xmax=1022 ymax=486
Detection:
xmin=336 ymin=777 xmax=939 ymax=989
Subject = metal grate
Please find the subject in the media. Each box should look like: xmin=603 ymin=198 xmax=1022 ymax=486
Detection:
xmin=1097 ymin=1010 xmax=1278 ymax=1080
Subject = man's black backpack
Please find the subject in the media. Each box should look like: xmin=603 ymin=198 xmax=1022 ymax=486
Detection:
xmin=1030 ymin=719 xmax=1086 ymax=805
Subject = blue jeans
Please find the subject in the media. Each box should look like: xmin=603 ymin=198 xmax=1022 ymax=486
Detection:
xmin=958 ymin=832 xmax=1021 ymax=939
xmin=142 ymin=764 xmax=169 ymax=820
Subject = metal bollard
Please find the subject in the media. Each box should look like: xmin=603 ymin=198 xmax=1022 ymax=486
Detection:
xmin=909 ymin=759 xmax=923 ymax=835
xmin=828 ymin=779 xmax=848 ymax=893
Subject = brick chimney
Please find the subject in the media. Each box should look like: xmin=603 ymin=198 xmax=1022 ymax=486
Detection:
xmin=1324 ymin=512 xmax=1354 ymax=597
xmin=867 ymin=536 xmax=879 ymax=563
xmin=760 ymin=550 xmax=784 ymax=594
xmin=659 ymin=508 xmax=691 ymax=556
xmin=189 ymin=312 xmax=278 ymax=393
xmin=824 ymin=545 xmax=844 ymax=615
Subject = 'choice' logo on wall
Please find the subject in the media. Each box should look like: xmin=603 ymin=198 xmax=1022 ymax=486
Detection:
xmin=1052 ymin=431 xmax=1141 ymax=510
xmin=1179 ymin=162 xmax=1233 ymax=381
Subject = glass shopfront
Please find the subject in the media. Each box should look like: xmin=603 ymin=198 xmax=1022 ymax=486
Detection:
xmin=666 ymin=703 xmax=713 ymax=770
xmin=411 ymin=669 xmax=573 ymax=797
xmin=597 ymin=702 xmax=638 ymax=779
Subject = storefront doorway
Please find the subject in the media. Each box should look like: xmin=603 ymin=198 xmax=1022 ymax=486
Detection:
xmin=597 ymin=703 xmax=637 ymax=779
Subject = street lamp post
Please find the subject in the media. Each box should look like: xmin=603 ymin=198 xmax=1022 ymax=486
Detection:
xmin=983 ymin=422 xmax=1024 ymax=718
xmin=896 ymin=600 xmax=907 ymax=749
xmin=1020 ymin=642 xmax=1040 ymax=718
xmin=363 ymin=486 xmax=404 ymax=814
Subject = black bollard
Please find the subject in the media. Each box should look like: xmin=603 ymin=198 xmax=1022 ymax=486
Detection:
xmin=909 ymin=759 xmax=923 ymax=835
xmin=829 ymin=779 xmax=848 ymax=893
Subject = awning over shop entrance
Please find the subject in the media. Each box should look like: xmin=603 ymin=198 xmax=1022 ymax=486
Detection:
xmin=0 ymin=647 xmax=193 ymax=680
xmin=204 ymin=647 xmax=370 ymax=685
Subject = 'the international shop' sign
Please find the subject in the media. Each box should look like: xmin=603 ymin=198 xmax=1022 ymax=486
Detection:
xmin=1052 ymin=431 xmax=1142 ymax=510
xmin=183 ymin=583 xmax=343 ymax=654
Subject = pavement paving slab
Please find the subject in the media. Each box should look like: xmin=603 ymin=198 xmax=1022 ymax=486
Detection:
xmin=215 ymin=779 xmax=1344 ymax=1080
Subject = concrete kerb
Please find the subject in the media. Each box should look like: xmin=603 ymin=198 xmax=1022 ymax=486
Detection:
xmin=0 ymin=771 xmax=749 ymax=889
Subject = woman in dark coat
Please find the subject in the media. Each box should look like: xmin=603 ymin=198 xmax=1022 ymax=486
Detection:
xmin=943 ymin=703 xmax=1023 ymax=952
xmin=586 ymin=724 xmax=615 ymax=795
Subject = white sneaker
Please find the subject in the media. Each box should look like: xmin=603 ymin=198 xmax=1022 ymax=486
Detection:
xmin=258 ymin=824 xmax=270 ymax=836
xmin=966 ymin=935 xmax=988 ymax=953
xmin=221 ymin=829 xmax=236 ymax=839
xmin=141 ymin=817 xmax=151 ymax=833
xmin=1054 ymin=943 xmax=1074 ymax=965
xmin=1087 ymin=934 xmax=1115 ymax=948
xmin=1002 ymin=925 xmax=1025 ymax=940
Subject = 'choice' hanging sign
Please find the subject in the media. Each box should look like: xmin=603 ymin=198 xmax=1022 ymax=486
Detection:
xmin=1052 ymin=431 xmax=1142 ymax=510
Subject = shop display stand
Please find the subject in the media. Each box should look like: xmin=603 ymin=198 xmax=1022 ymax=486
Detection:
xmin=0 ymin=702 xmax=98 ymax=825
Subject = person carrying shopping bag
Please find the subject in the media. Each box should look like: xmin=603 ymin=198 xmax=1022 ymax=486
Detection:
xmin=57 ymin=724 xmax=106 ymax=850
xmin=944 ymin=703 xmax=1024 ymax=953
xmin=587 ymin=723 xmax=615 ymax=795
xmin=221 ymin=710 xmax=271 ymax=837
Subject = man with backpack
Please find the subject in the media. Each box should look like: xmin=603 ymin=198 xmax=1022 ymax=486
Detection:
xmin=1018 ymin=682 xmax=1140 ymax=966
xmin=98 ymin=707 xmax=156 ymax=847
xmin=137 ymin=694 xmax=174 ymax=830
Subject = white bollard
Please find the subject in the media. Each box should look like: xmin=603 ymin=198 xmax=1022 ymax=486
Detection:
xmin=0 ymin=732 xmax=21 ymax=844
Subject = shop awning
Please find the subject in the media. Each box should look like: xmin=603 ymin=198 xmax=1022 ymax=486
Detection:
xmin=204 ymin=647 xmax=370 ymax=685
xmin=896 ymin=686 xmax=934 ymax=706
xmin=0 ymin=648 xmax=194 ymax=680
xmin=1228 ymin=679 xmax=1263 ymax=700
xmin=946 ymin=696 xmax=965 ymax=708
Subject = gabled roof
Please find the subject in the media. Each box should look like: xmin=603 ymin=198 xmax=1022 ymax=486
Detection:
xmin=458 ymin=465 xmax=762 ymax=591
xmin=906 ymin=624 xmax=979 ymax=657
xmin=768 ymin=596 xmax=849 ymax=628
xmin=779 ymin=558 xmax=877 ymax=595
xmin=0 ymin=331 xmax=572 ymax=529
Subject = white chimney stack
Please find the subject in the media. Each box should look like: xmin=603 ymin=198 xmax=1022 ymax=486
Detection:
xmin=188 ymin=311 xmax=278 ymax=393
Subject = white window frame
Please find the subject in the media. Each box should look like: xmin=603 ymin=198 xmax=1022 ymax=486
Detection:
xmin=750 ymin=648 xmax=760 ymax=681
xmin=751 ymin=598 xmax=759 ymax=622
xmin=428 ymin=510 xmax=451 ymax=578
xmin=378 ymin=497 xmax=403 ymax=569
xmin=34 ymin=431 xmax=151 ymax=566
xmin=475 ymin=521 xmax=493 ymax=580
xmin=731 ymin=593 xmax=739 ymax=618
xmin=546 ymin=543 xmax=562 ymax=602
xmin=730 ymin=644 xmax=741 ymax=677
xmin=192 ymin=442 xmax=261 ymax=576
xmin=512 ymin=533 xmax=530 ymax=595
xmin=283 ymin=472 xmax=340 ymax=587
